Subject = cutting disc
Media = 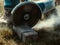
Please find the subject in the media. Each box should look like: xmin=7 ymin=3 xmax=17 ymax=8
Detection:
xmin=11 ymin=2 xmax=42 ymax=27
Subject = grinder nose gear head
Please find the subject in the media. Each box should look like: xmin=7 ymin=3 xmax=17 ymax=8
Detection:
xmin=11 ymin=2 xmax=42 ymax=27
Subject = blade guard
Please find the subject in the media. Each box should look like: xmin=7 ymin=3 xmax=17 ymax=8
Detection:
xmin=11 ymin=2 xmax=42 ymax=27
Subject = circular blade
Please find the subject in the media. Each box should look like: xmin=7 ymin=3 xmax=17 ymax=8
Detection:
xmin=11 ymin=2 xmax=42 ymax=27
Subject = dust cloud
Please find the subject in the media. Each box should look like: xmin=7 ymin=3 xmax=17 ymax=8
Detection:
xmin=33 ymin=9 xmax=60 ymax=31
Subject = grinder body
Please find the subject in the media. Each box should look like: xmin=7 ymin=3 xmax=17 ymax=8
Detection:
xmin=11 ymin=0 xmax=56 ymax=42
xmin=11 ymin=0 xmax=56 ymax=27
xmin=28 ymin=0 xmax=56 ymax=13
